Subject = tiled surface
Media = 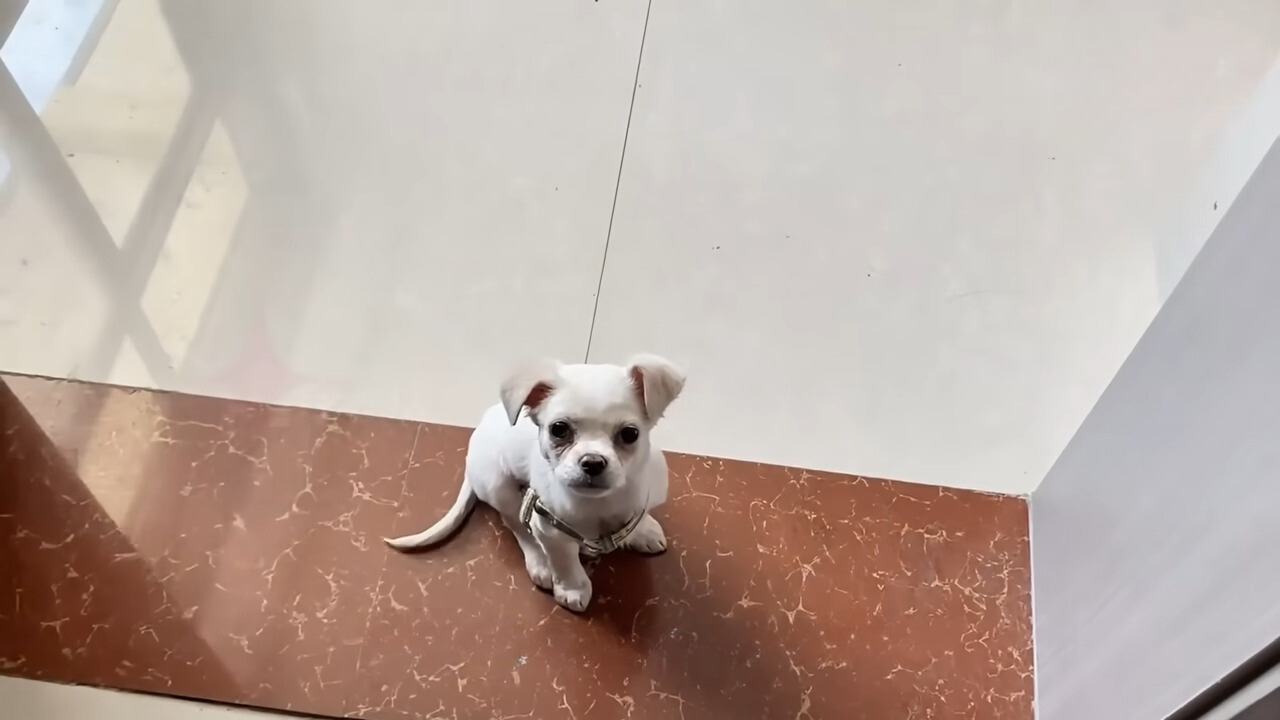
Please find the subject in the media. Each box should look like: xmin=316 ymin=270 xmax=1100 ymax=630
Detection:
xmin=0 ymin=374 xmax=414 ymax=711
xmin=587 ymin=0 xmax=1280 ymax=492
xmin=2 ymin=3 xmax=1279 ymax=494
xmin=0 ymin=375 xmax=1033 ymax=718
xmin=0 ymin=0 xmax=646 ymax=428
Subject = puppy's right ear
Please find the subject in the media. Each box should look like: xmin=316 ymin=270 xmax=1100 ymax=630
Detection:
xmin=500 ymin=359 xmax=561 ymax=425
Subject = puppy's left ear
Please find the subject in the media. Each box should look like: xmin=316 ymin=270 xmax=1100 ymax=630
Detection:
xmin=500 ymin=359 xmax=561 ymax=425
xmin=627 ymin=354 xmax=686 ymax=423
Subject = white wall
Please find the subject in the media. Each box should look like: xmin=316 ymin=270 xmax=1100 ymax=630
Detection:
xmin=1032 ymin=136 xmax=1280 ymax=719
xmin=5 ymin=1 xmax=1280 ymax=495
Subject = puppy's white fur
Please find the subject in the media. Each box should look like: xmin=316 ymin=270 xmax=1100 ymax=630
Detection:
xmin=385 ymin=355 xmax=685 ymax=612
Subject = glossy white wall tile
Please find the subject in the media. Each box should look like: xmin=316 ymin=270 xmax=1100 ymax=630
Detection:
xmin=0 ymin=0 xmax=647 ymax=426
xmin=589 ymin=0 xmax=1280 ymax=492
xmin=3 ymin=0 xmax=1280 ymax=492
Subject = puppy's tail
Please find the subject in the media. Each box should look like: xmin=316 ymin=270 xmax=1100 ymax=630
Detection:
xmin=383 ymin=477 xmax=477 ymax=551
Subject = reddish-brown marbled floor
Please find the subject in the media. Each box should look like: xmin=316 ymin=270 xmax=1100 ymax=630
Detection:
xmin=0 ymin=375 xmax=1032 ymax=719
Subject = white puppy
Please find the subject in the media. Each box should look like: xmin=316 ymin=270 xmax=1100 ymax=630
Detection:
xmin=385 ymin=354 xmax=685 ymax=612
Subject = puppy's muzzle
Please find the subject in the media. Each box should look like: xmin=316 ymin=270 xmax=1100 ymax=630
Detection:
xmin=568 ymin=454 xmax=615 ymax=493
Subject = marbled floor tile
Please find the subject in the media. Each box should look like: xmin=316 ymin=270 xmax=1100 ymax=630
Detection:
xmin=351 ymin=454 xmax=1033 ymax=719
xmin=0 ymin=375 xmax=419 ymax=715
xmin=1 ymin=375 xmax=1032 ymax=720
xmin=0 ymin=380 xmax=241 ymax=699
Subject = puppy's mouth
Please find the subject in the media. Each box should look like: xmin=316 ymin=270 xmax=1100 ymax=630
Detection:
xmin=565 ymin=477 xmax=619 ymax=497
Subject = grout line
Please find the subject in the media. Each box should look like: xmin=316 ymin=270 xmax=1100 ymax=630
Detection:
xmin=583 ymin=0 xmax=654 ymax=364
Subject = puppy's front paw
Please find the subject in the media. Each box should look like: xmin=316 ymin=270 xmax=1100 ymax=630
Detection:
xmin=553 ymin=581 xmax=592 ymax=613
xmin=525 ymin=557 xmax=553 ymax=590
xmin=622 ymin=514 xmax=667 ymax=555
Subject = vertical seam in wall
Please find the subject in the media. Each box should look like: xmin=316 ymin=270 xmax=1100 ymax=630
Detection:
xmin=583 ymin=0 xmax=653 ymax=363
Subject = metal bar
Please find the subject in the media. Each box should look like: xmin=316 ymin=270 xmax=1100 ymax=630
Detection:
xmin=1168 ymin=635 xmax=1280 ymax=720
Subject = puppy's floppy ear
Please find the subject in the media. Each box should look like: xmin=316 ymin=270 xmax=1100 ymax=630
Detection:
xmin=627 ymin=354 xmax=686 ymax=423
xmin=500 ymin=359 xmax=561 ymax=425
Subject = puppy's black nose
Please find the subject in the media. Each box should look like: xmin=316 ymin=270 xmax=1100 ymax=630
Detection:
xmin=579 ymin=454 xmax=608 ymax=477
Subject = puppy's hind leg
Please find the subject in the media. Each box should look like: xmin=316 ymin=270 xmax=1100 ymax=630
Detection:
xmin=491 ymin=486 xmax=553 ymax=590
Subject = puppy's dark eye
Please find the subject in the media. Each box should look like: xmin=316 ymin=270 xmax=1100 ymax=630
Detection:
xmin=617 ymin=426 xmax=640 ymax=445
xmin=549 ymin=421 xmax=573 ymax=440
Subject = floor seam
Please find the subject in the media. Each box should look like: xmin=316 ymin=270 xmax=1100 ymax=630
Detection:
xmin=583 ymin=0 xmax=654 ymax=364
